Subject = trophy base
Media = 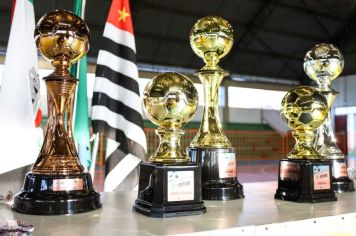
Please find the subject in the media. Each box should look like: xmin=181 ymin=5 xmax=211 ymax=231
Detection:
xmin=188 ymin=147 xmax=244 ymax=200
xmin=329 ymin=159 xmax=355 ymax=193
xmin=12 ymin=172 xmax=101 ymax=215
xmin=133 ymin=162 xmax=206 ymax=218
xmin=275 ymin=159 xmax=337 ymax=203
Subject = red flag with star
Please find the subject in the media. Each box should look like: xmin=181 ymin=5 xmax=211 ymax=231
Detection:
xmin=107 ymin=0 xmax=133 ymax=34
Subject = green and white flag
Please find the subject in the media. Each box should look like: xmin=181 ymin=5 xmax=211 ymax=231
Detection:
xmin=0 ymin=0 xmax=41 ymax=174
xmin=71 ymin=0 xmax=92 ymax=170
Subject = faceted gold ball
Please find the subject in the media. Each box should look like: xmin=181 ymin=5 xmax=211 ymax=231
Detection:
xmin=304 ymin=43 xmax=344 ymax=84
xmin=143 ymin=72 xmax=198 ymax=129
xmin=281 ymin=86 xmax=328 ymax=130
xmin=34 ymin=10 xmax=90 ymax=64
xmin=190 ymin=16 xmax=233 ymax=60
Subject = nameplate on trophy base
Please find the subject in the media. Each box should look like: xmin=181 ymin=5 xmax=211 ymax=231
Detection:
xmin=329 ymin=159 xmax=355 ymax=193
xmin=52 ymin=178 xmax=84 ymax=192
xmin=167 ymin=171 xmax=194 ymax=202
xmin=218 ymin=153 xmax=237 ymax=179
xmin=275 ymin=159 xmax=337 ymax=203
xmin=188 ymin=147 xmax=244 ymax=200
xmin=133 ymin=162 xmax=206 ymax=218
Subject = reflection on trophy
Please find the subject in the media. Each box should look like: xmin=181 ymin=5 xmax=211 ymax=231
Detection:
xmin=12 ymin=10 xmax=101 ymax=215
xmin=133 ymin=72 xmax=206 ymax=217
xmin=275 ymin=86 xmax=337 ymax=202
xmin=304 ymin=43 xmax=354 ymax=192
xmin=187 ymin=16 xmax=244 ymax=200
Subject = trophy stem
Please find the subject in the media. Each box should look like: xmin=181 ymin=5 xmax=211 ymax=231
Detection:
xmin=32 ymin=78 xmax=83 ymax=175
xmin=52 ymin=58 xmax=71 ymax=77
xmin=190 ymin=70 xmax=231 ymax=148
xmin=149 ymin=128 xmax=190 ymax=163
xmin=289 ymin=129 xmax=320 ymax=159
xmin=315 ymin=89 xmax=344 ymax=159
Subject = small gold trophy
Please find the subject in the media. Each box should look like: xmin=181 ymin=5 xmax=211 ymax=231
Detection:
xmin=304 ymin=43 xmax=354 ymax=192
xmin=187 ymin=16 xmax=244 ymax=200
xmin=12 ymin=10 xmax=101 ymax=215
xmin=275 ymin=86 xmax=337 ymax=202
xmin=133 ymin=72 xmax=206 ymax=217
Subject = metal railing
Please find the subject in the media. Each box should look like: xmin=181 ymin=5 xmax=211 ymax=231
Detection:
xmin=95 ymin=129 xmax=348 ymax=164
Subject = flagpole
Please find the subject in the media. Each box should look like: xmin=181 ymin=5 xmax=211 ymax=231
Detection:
xmin=90 ymin=132 xmax=100 ymax=178
xmin=71 ymin=0 xmax=86 ymax=130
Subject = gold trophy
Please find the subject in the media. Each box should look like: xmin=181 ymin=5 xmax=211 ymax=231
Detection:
xmin=187 ymin=16 xmax=244 ymax=200
xmin=12 ymin=10 xmax=101 ymax=215
xmin=304 ymin=43 xmax=354 ymax=192
xmin=275 ymin=86 xmax=336 ymax=202
xmin=133 ymin=72 xmax=206 ymax=217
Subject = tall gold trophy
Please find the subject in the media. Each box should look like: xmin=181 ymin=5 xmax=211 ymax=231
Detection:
xmin=187 ymin=16 xmax=244 ymax=200
xmin=12 ymin=10 xmax=101 ymax=215
xmin=304 ymin=43 xmax=354 ymax=192
xmin=133 ymin=72 xmax=206 ymax=217
xmin=275 ymin=86 xmax=337 ymax=202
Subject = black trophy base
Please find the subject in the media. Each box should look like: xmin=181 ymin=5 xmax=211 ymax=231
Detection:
xmin=188 ymin=147 xmax=244 ymax=200
xmin=275 ymin=159 xmax=337 ymax=203
xmin=333 ymin=178 xmax=355 ymax=193
xmin=330 ymin=159 xmax=355 ymax=193
xmin=12 ymin=172 xmax=101 ymax=215
xmin=133 ymin=162 xmax=206 ymax=218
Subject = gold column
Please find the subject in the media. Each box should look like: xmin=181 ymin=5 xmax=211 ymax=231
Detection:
xmin=189 ymin=16 xmax=233 ymax=148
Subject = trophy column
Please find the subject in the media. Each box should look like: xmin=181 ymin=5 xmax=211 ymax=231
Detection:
xmin=304 ymin=43 xmax=354 ymax=192
xmin=275 ymin=86 xmax=336 ymax=203
xmin=187 ymin=16 xmax=244 ymax=200
xmin=133 ymin=72 xmax=206 ymax=218
xmin=12 ymin=10 xmax=101 ymax=215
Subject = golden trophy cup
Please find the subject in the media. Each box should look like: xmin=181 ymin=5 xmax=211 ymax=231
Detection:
xmin=12 ymin=10 xmax=101 ymax=215
xmin=133 ymin=72 xmax=206 ymax=217
xmin=275 ymin=86 xmax=337 ymax=203
xmin=187 ymin=16 xmax=244 ymax=200
xmin=304 ymin=43 xmax=354 ymax=192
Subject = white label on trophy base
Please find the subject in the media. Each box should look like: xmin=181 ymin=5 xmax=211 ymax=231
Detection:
xmin=313 ymin=165 xmax=331 ymax=190
xmin=53 ymin=178 xmax=83 ymax=191
xmin=333 ymin=161 xmax=348 ymax=178
xmin=218 ymin=153 xmax=237 ymax=179
xmin=167 ymin=171 xmax=194 ymax=202
xmin=280 ymin=162 xmax=300 ymax=180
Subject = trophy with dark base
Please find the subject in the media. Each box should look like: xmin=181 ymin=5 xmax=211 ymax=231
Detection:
xmin=12 ymin=10 xmax=101 ymax=215
xmin=187 ymin=16 xmax=244 ymax=200
xmin=133 ymin=72 xmax=206 ymax=218
xmin=304 ymin=44 xmax=354 ymax=193
xmin=275 ymin=86 xmax=337 ymax=203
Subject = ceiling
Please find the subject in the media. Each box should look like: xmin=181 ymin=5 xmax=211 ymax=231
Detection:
xmin=1 ymin=0 xmax=356 ymax=85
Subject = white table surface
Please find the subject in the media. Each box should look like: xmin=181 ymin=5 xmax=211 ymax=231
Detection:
xmin=1 ymin=181 xmax=356 ymax=236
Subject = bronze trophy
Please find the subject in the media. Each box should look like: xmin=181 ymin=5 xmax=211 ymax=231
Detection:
xmin=304 ymin=43 xmax=354 ymax=192
xmin=133 ymin=72 xmax=206 ymax=217
xmin=187 ymin=16 xmax=244 ymax=200
xmin=275 ymin=86 xmax=336 ymax=202
xmin=12 ymin=10 xmax=101 ymax=215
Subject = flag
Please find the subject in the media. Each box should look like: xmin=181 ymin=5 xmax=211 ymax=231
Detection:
xmin=71 ymin=0 xmax=91 ymax=170
xmin=91 ymin=0 xmax=147 ymax=191
xmin=0 ymin=0 xmax=40 ymax=174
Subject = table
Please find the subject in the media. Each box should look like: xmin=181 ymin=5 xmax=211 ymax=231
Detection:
xmin=1 ymin=182 xmax=356 ymax=236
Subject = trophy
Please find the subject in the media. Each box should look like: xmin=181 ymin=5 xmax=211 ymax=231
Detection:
xmin=12 ymin=10 xmax=101 ymax=215
xmin=275 ymin=86 xmax=337 ymax=202
xmin=133 ymin=72 xmax=206 ymax=217
xmin=187 ymin=16 xmax=244 ymax=200
xmin=304 ymin=43 xmax=354 ymax=192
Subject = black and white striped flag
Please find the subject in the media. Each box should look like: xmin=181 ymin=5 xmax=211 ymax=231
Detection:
xmin=91 ymin=0 xmax=147 ymax=191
